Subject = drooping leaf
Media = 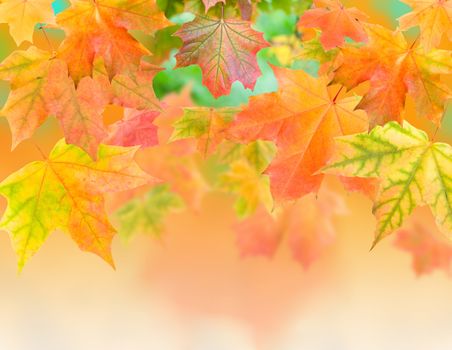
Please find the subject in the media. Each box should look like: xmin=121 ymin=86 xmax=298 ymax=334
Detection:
xmin=229 ymin=66 xmax=368 ymax=201
xmin=323 ymin=121 xmax=452 ymax=247
xmin=296 ymin=31 xmax=339 ymax=64
xmin=0 ymin=0 xmax=55 ymax=44
xmin=238 ymin=0 xmax=253 ymax=20
xmin=298 ymin=0 xmax=368 ymax=50
xmin=333 ymin=23 xmax=452 ymax=126
xmin=107 ymin=109 xmax=159 ymax=148
xmin=0 ymin=139 xmax=152 ymax=271
xmin=395 ymin=212 xmax=452 ymax=276
xmin=215 ymin=140 xmax=276 ymax=217
xmin=111 ymin=61 xmax=163 ymax=111
xmin=56 ymin=0 xmax=169 ymax=82
xmin=233 ymin=186 xmax=347 ymax=267
xmin=170 ymin=107 xmax=240 ymax=156
xmin=46 ymin=62 xmax=110 ymax=158
xmin=114 ymin=184 xmax=184 ymax=239
xmin=137 ymin=90 xmax=211 ymax=209
xmin=202 ymin=0 xmax=225 ymax=12
xmin=233 ymin=205 xmax=281 ymax=257
xmin=220 ymin=158 xmax=273 ymax=217
xmin=286 ymin=187 xmax=347 ymax=267
xmin=175 ymin=13 xmax=268 ymax=97
xmin=0 ymin=47 xmax=110 ymax=157
xmin=398 ymin=0 xmax=452 ymax=51
xmin=0 ymin=47 xmax=60 ymax=148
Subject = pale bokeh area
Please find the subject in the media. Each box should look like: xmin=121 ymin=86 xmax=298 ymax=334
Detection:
xmin=0 ymin=182 xmax=452 ymax=350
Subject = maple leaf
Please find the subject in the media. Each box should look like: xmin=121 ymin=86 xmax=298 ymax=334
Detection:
xmin=220 ymin=159 xmax=273 ymax=217
xmin=0 ymin=0 xmax=55 ymax=44
xmin=339 ymin=176 xmax=379 ymax=200
xmin=298 ymin=0 xmax=368 ymax=50
xmin=333 ymin=23 xmax=452 ymax=126
xmin=46 ymin=62 xmax=110 ymax=159
xmin=0 ymin=139 xmax=152 ymax=271
xmin=296 ymin=31 xmax=339 ymax=64
xmin=111 ymin=61 xmax=163 ymax=111
xmin=56 ymin=0 xmax=169 ymax=82
xmin=107 ymin=109 xmax=159 ymax=148
xmin=202 ymin=0 xmax=225 ymax=12
xmin=141 ymin=144 xmax=210 ymax=209
xmin=286 ymin=188 xmax=347 ymax=267
xmin=170 ymin=107 xmax=239 ymax=156
xmin=238 ymin=0 xmax=253 ymax=20
xmin=233 ymin=186 xmax=347 ymax=267
xmin=0 ymin=47 xmax=66 ymax=149
xmin=229 ymin=66 xmax=368 ymax=201
xmin=233 ymin=205 xmax=281 ymax=257
xmin=323 ymin=121 xmax=452 ymax=247
xmin=395 ymin=212 xmax=452 ymax=276
xmin=136 ymin=90 xmax=211 ymax=209
xmin=0 ymin=47 xmax=109 ymax=157
xmin=175 ymin=13 xmax=268 ymax=97
xmin=216 ymin=140 xmax=276 ymax=217
xmin=399 ymin=0 xmax=452 ymax=51
xmin=114 ymin=184 xmax=184 ymax=240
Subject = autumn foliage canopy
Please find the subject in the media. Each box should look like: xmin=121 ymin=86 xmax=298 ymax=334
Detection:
xmin=0 ymin=0 xmax=451 ymax=274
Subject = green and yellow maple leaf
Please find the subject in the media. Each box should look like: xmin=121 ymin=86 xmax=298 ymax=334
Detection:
xmin=296 ymin=32 xmax=339 ymax=64
xmin=114 ymin=184 xmax=184 ymax=240
xmin=170 ymin=107 xmax=239 ymax=156
xmin=323 ymin=121 xmax=452 ymax=246
xmin=216 ymin=140 xmax=276 ymax=217
xmin=0 ymin=139 xmax=151 ymax=271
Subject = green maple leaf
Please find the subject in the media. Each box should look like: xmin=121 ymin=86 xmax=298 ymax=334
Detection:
xmin=114 ymin=184 xmax=184 ymax=239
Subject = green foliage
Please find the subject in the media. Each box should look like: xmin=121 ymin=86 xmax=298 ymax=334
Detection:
xmin=115 ymin=185 xmax=184 ymax=240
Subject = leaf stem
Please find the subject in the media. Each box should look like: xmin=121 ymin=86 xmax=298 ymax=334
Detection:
xmin=432 ymin=106 xmax=449 ymax=142
xmin=38 ymin=24 xmax=56 ymax=57
xmin=332 ymin=85 xmax=344 ymax=102
xmin=33 ymin=142 xmax=48 ymax=161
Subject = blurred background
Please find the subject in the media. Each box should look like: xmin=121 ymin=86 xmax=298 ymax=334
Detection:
xmin=0 ymin=0 xmax=451 ymax=349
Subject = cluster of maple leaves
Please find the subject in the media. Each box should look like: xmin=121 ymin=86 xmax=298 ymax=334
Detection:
xmin=0 ymin=0 xmax=450 ymax=274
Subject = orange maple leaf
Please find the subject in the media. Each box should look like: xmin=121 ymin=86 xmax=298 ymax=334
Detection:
xmin=111 ymin=61 xmax=163 ymax=111
xmin=333 ymin=23 xmax=452 ymax=126
xmin=298 ymin=0 xmax=368 ymax=50
xmin=229 ymin=66 xmax=368 ymax=201
xmin=56 ymin=0 xmax=169 ymax=82
xmin=395 ymin=210 xmax=452 ymax=276
xmin=107 ymin=109 xmax=160 ymax=148
xmin=0 ymin=47 xmax=109 ymax=157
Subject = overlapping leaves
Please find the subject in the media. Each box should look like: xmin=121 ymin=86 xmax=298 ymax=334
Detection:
xmin=0 ymin=0 xmax=451 ymax=273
